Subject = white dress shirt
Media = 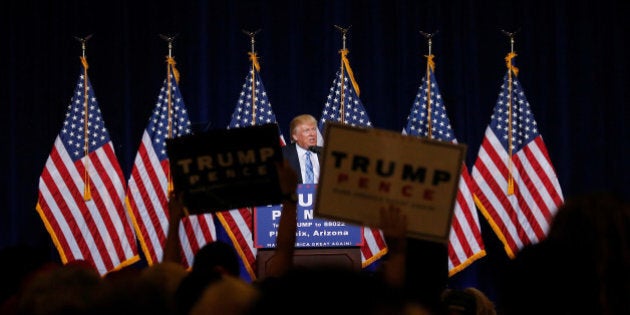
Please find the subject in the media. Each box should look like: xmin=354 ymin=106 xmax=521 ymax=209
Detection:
xmin=296 ymin=145 xmax=319 ymax=184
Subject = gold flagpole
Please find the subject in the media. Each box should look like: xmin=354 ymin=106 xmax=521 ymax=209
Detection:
xmin=74 ymin=34 xmax=93 ymax=201
xmin=502 ymin=29 xmax=520 ymax=196
xmin=243 ymin=29 xmax=261 ymax=126
xmin=160 ymin=34 xmax=178 ymax=195
xmin=420 ymin=31 xmax=438 ymax=139
xmin=334 ymin=25 xmax=351 ymax=124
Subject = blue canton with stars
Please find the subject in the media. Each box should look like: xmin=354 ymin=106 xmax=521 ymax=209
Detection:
xmin=489 ymin=72 xmax=539 ymax=152
xmin=145 ymin=69 xmax=192 ymax=161
xmin=403 ymin=68 xmax=456 ymax=142
xmin=229 ymin=65 xmax=280 ymax=129
xmin=61 ymin=73 xmax=110 ymax=161
xmin=319 ymin=70 xmax=372 ymax=131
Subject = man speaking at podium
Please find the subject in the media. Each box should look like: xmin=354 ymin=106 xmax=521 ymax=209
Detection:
xmin=282 ymin=114 xmax=321 ymax=184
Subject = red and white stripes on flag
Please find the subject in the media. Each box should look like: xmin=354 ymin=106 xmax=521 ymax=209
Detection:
xmin=447 ymin=168 xmax=485 ymax=274
xmin=214 ymin=208 xmax=258 ymax=278
xmin=402 ymin=54 xmax=485 ymax=276
xmin=318 ymin=48 xmax=388 ymax=267
xmin=36 ymin=57 xmax=139 ymax=275
xmin=125 ymin=58 xmax=216 ymax=267
xmin=471 ymin=52 xmax=564 ymax=258
xmin=223 ymin=52 xmax=287 ymax=281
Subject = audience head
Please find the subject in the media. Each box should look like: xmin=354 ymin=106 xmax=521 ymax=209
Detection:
xmin=403 ymin=238 xmax=449 ymax=313
xmin=93 ymin=261 xmax=187 ymax=315
xmin=189 ymin=275 xmax=259 ymax=315
xmin=174 ymin=241 xmax=241 ymax=315
xmin=441 ymin=287 xmax=497 ymax=315
xmin=141 ymin=261 xmax=187 ymax=295
xmin=499 ymin=191 xmax=630 ymax=315
xmin=192 ymin=240 xmax=240 ymax=277
xmin=251 ymin=265 xmax=413 ymax=315
xmin=16 ymin=261 xmax=102 ymax=315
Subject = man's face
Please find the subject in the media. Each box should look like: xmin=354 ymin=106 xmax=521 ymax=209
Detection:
xmin=292 ymin=122 xmax=318 ymax=149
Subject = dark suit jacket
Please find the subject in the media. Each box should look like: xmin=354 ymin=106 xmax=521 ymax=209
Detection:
xmin=282 ymin=142 xmax=321 ymax=184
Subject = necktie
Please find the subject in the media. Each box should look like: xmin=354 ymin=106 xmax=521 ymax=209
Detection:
xmin=304 ymin=151 xmax=314 ymax=183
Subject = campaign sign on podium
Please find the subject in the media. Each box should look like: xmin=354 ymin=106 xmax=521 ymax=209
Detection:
xmin=315 ymin=122 xmax=466 ymax=244
xmin=254 ymin=184 xmax=363 ymax=248
xmin=166 ymin=123 xmax=284 ymax=214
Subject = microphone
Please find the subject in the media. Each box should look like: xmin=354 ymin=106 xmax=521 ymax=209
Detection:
xmin=308 ymin=146 xmax=323 ymax=154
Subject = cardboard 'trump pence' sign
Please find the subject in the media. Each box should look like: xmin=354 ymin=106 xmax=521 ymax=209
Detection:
xmin=166 ymin=123 xmax=284 ymax=214
xmin=314 ymin=122 xmax=466 ymax=243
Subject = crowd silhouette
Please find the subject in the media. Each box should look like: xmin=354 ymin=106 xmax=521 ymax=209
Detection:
xmin=1 ymin=159 xmax=628 ymax=315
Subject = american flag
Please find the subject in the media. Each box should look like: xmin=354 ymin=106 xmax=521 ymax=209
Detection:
xmin=318 ymin=48 xmax=387 ymax=267
xmin=402 ymin=55 xmax=485 ymax=276
xmin=216 ymin=52 xmax=286 ymax=281
xmin=471 ymin=52 xmax=564 ymax=258
xmin=36 ymin=57 xmax=139 ymax=275
xmin=125 ymin=57 xmax=216 ymax=267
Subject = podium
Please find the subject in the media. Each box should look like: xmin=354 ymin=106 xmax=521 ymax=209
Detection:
xmin=254 ymin=184 xmax=364 ymax=279
xmin=256 ymin=247 xmax=361 ymax=279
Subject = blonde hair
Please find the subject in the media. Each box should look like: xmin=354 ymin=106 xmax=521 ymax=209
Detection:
xmin=289 ymin=114 xmax=317 ymax=142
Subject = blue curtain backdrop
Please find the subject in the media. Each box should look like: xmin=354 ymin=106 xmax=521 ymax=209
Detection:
xmin=2 ymin=0 xmax=628 ymax=306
